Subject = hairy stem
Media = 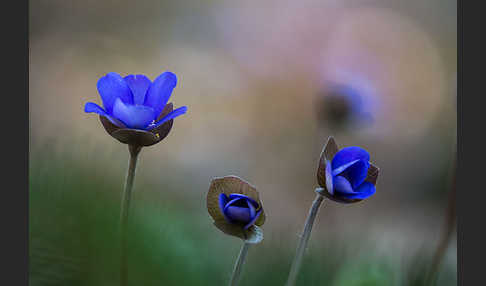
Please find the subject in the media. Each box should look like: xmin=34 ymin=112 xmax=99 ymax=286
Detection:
xmin=120 ymin=145 xmax=142 ymax=286
xmin=286 ymin=191 xmax=325 ymax=286
xmin=230 ymin=241 xmax=251 ymax=286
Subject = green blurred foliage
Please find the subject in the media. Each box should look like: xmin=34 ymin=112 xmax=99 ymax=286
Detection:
xmin=29 ymin=150 xmax=456 ymax=285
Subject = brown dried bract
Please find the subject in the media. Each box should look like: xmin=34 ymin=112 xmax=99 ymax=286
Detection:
xmin=99 ymin=103 xmax=175 ymax=147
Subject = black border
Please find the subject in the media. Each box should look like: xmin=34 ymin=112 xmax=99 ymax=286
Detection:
xmin=9 ymin=0 xmax=466 ymax=284
xmin=3 ymin=0 xmax=28 ymax=284
xmin=458 ymin=0 xmax=483 ymax=285
xmin=456 ymin=0 xmax=462 ymax=284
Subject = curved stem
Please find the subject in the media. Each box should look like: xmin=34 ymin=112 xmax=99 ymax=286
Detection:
xmin=120 ymin=145 xmax=142 ymax=286
xmin=286 ymin=191 xmax=325 ymax=286
xmin=229 ymin=241 xmax=251 ymax=286
xmin=426 ymin=155 xmax=456 ymax=285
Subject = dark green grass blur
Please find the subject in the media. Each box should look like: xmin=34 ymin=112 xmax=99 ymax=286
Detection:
xmin=29 ymin=146 xmax=456 ymax=286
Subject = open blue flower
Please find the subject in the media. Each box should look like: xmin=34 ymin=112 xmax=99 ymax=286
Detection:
xmin=317 ymin=137 xmax=379 ymax=203
xmin=84 ymin=72 xmax=187 ymax=146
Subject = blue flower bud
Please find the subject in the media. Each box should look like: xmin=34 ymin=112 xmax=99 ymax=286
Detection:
xmin=207 ymin=176 xmax=265 ymax=240
xmin=316 ymin=137 xmax=379 ymax=203
xmin=219 ymin=193 xmax=263 ymax=230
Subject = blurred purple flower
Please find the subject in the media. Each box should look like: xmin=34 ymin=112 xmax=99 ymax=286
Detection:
xmin=84 ymin=72 xmax=187 ymax=146
xmin=316 ymin=84 xmax=374 ymax=129
xmin=317 ymin=137 xmax=379 ymax=203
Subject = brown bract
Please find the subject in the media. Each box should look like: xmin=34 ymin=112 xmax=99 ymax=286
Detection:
xmin=207 ymin=176 xmax=265 ymax=240
xmin=316 ymin=136 xmax=380 ymax=204
xmin=99 ymin=103 xmax=175 ymax=147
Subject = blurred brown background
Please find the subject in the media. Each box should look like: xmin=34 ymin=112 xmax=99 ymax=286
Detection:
xmin=30 ymin=0 xmax=456 ymax=285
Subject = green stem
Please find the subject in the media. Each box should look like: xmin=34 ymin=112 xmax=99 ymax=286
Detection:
xmin=426 ymin=155 xmax=456 ymax=285
xmin=229 ymin=241 xmax=251 ymax=286
xmin=120 ymin=145 xmax=142 ymax=286
xmin=286 ymin=191 xmax=325 ymax=286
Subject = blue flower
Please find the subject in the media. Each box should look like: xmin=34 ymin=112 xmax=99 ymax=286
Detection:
xmin=84 ymin=72 xmax=187 ymax=146
xmin=317 ymin=137 xmax=379 ymax=203
xmin=207 ymin=176 xmax=265 ymax=239
xmin=219 ymin=193 xmax=263 ymax=230
xmin=315 ymin=83 xmax=374 ymax=129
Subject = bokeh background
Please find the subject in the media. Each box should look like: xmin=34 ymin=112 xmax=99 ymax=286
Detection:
xmin=29 ymin=0 xmax=457 ymax=285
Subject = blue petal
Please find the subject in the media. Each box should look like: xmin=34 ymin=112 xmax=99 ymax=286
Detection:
xmin=325 ymin=160 xmax=334 ymax=195
xmin=223 ymin=197 xmax=246 ymax=212
xmin=84 ymin=102 xmax=122 ymax=126
xmin=244 ymin=209 xmax=262 ymax=230
xmin=331 ymin=146 xmax=370 ymax=170
xmin=332 ymin=146 xmax=370 ymax=188
xmin=124 ymin=74 xmax=151 ymax=105
xmin=331 ymin=159 xmax=360 ymax=176
xmin=97 ymin=72 xmax=133 ymax=112
xmin=219 ymin=194 xmax=233 ymax=222
xmin=112 ymin=98 xmax=156 ymax=129
xmin=84 ymin=102 xmax=108 ymax=116
xmin=149 ymin=106 xmax=187 ymax=130
xmin=225 ymin=206 xmax=251 ymax=223
xmin=343 ymin=182 xmax=376 ymax=200
xmin=219 ymin=193 xmax=228 ymax=211
xmin=144 ymin=71 xmax=177 ymax=117
xmin=333 ymin=175 xmax=355 ymax=195
xmin=229 ymin=194 xmax=259 ymax=208
xmin=247 ymin=199 xmax=256 ymax=220
xmin=340 ymin=160 xmax=369 ymax=188
xmin=228 ymin=194 xmax=250 ymax=200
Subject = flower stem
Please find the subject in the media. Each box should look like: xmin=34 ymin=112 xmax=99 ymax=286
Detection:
xmin=286 ymin=190 xmax=325 ymax=286
xmin=229 ymin=241 xmax=251 ymax=286
xmin=120 ymin=145 xmax=142 ymax=286
xmin=426 ymin=155 xmax=456 ymax=285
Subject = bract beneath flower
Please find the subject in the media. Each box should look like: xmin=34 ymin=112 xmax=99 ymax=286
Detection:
xmin=99 ymin=103 xmax=174 ymax=146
